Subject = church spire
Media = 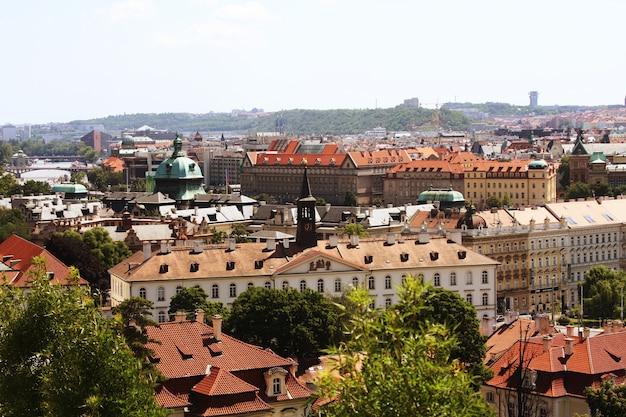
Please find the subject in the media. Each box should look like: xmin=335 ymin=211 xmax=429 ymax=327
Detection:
xmin=300 ymin=165 xmax=313 ymax=199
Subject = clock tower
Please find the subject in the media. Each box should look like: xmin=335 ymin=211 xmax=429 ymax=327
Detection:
xmin=296 ymin=166 xmax=317 ymax=248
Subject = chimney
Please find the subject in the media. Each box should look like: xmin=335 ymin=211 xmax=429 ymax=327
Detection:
xmin=566 ymin=325 xmax=574 ymax=337
xmin=143 ymin=241 xmax=152 ymax=262
xmin=266 ymin=239 xmax=276 ymax=251
xmin=386 ymin=233 xmax=395 ymax=245
xmin=583 ymin=328 xmax=591 ymax=340
xmin=195 ymin=309 xmax=205 ymax=323
xmin=564 ymin=337 xmax=574 ymax=356
xmin=350 ymin=234 xmax=360 ymax=247
xmin=212 ymin=315 xmax=223 ymax=342
xmin=228 ymin=238 xmax=236 ymax=251
xmin=193 ymin=240 xmax=204 ymax=254
xmin=418 ymin=232 xmax=430 ymax=244
xmin=282 ymin=238 xmax=290 ymax=249
xmin=328 ymin=235 xmax=338 ymax=248
xmin=447 ymin=230 xmax=462 ymax=244
xmin=542 ymin=335 xmax=553 ymax=352
xmin=174 ymin=311 xmax=186 ymax=322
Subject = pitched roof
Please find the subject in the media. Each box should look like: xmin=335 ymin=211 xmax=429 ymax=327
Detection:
xmin=146 ymin=320 xmax=313 ymax=415
xmin=0 ymin=234 xmax=87 ymax=287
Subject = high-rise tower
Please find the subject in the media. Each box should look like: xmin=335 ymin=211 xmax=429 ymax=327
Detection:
xmin=529 ymin=91 xmax=539 ymax=108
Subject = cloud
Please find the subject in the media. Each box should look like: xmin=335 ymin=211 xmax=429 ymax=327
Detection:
xmin=97 ymin=0 xmax=157 ymax=21
xmin=153 ymin=2 xmax=273 ymax=48
xmin=214 ymin=2 xmax=272 ymax=21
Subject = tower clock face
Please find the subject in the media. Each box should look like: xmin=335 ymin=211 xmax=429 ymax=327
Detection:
xmin=304 ymin=223 xmax=312 ymax=231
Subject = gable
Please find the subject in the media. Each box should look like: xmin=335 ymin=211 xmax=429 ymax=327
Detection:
xmin=274 ymin=251 xmax=366 ymax=276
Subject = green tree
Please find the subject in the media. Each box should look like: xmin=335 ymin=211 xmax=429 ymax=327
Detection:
xmin=21 ymin=180 xmax=52 ymax=196
xmin=82 ymin=227 xmax=132 ymax=270
xmin=558 ymin=155 xmax=570 ymax=190
xmin=565 ymin=181 xmax=592 ymax=200
xmin=581 ymin=265 xmax=626 ymax=320
xmin=210 ymin=227 xmax=228 ymax=244
xmin=45 ymin=231 xmax=109 ymax=291
xmin=317 ymin=278 xmax=494 ymax=417
xmin=168 ymin=286 xmax=230 ymax=322
xmin=485 ymin=194 xmax=502 ymax=208
xmin=591 ymin=182 xmax=611 ymax=198
xmin=502 ymin=192 xmax=512 ymax=207
xmin=226 ymin=287 xmax=340 ymax=359
xmin=131 ymin=177 xmax=147 ymax=192
xmin=0 ymin=142 xmax=14 ymax=165
xmin=585 ymin=380 xmax=626 ymax=417
xmin=230 ymin=222 xmax=249 ymax=243
xmin=393 ymin=286 xmax=492 ymax=385
xmin=0 ymin=172 xmax=21 ymax=197
xmin=341 ymin=222 xmax=369 ymax=237
xmin=112 ymin=297 xmax=161 ymax=362
xmin=343 ymin=190 xmax=357 ymax=206
xmin=0 ymin=209 xmax=30 ymax=242
xmin=0 ymin=257 xmax=166 ymax=417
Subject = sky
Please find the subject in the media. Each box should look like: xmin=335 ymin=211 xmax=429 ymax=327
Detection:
xmin=2 ymin=0 xmax=625 ymax=125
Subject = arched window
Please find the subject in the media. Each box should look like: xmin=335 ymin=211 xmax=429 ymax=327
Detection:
xmin=229 ymin=283 xmax=237 ymax=298
xmin=352 ymin=277 xmax=359 ymax=288
xmin=176 ymin=285 xmax=182 ymax=294
xmin=466 ymin=293 xmax=473 ymax=304
xmin=482 ymin=293 xmax=489 ymax=305
xmin=158 ymin=311 xmax=166 ymax=323
xmin=482 ymin=270 xmax=488 ymax=284
xmin=450 ymin=272 xmax=457 ymax=286
xmin=368 ymin=276 xmax=375 ymax=290
xmin=385 ymin=275 xmax=392 ymax=289
xmin=317 ymin=279 xmax=324 ymax=293
xmin=282 ymin=281 xmax=289 ymax=290
xmin=433 ymin=273 xmax=440 ymax=287
xmin=139 ymin=287 xmax=146 ymax=299
xmin=157 ymin=287 xmax=165 ymax=301
xmin=300 ymin=280 xmax=307 ymax=292
xmin=211 ymin=284 xmax=219 ymax=298
xmin=248 ymin=282 xmax=254 ymax=289
xmin=466 ymin=272 xmax=473 ymax=285
xmin=264 ymin=281 xmax=271 ymax=289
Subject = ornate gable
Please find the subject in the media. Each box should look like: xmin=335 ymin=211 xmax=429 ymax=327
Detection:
xmin=273 ymin=251 xmax=366 ymax=276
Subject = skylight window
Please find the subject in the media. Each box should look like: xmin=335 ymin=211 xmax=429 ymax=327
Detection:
xmin=603 ymin=213 xmax=614 ymax=221
xmin=583 ymin=215 xmax=596 ymax=223
xmin=566 ymin=217 xmax=577 ymax=224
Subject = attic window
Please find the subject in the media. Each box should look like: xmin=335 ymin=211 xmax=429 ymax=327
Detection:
xmin=159 ymin=264 xmax=169 ymax=273
xmin=175 ymin=343 xmax=193 ymax=360
xmin=400 ymin=253 xmax=409 ymax=262
xmin=255 ymin=260 xmax=264 ymax=269
xmin=430 ymin=251 xmax=439 ymax=261
xmin=189 ymin=163 xmax=195 ymax=171
xmin=364 ymin=255 xmax=373 ymax=264
xmin=190 ymin=262 xmax=199 ymax=272
xmin=226 ymin=261 xmax=235 ymax=270
xmin=458 ymin=251 xmax=467 ymax=260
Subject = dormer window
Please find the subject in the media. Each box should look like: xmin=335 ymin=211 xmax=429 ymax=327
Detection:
xmin=264 ymin=367 xmax=288 ymax=397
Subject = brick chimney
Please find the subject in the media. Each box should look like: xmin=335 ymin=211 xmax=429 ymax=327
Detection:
xmin=212 ymin=315 xmax=223 ymax=342
xmin=195 ymin=309 xmax=205 ymax=323
xmin=174 ymin=311 xmax=186 ymax=322
xmin=542 ymin=335 xmax=553 ymax=352
xmin=564 ymin=337 xmax=574 ymax=356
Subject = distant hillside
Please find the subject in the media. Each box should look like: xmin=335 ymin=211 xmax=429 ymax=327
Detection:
xmin=70 ymin=107 xmax=472 ymax=136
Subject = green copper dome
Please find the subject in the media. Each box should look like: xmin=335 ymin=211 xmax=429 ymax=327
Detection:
xmin=417 ymin=186 xmax=465 ymax=204
xmin=52 ymin=183 xmax=88 ymax=194
xmin=154 ymin=134 xmax=205 ymax=201
xmin=528 ymin=159 xmax=548 ymax=169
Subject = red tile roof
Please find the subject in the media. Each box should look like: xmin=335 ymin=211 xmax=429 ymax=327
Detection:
xmin=485 ymin=319 xmax=626 ymax=400
xmin=0 ymin=234 xmax=87 ymax=287
xmin=146 ymin=320 xmax=313 ymax=414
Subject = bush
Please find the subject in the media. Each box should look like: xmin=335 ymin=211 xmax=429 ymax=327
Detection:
xmin=557 ymin=315 xmax=571 ymax=325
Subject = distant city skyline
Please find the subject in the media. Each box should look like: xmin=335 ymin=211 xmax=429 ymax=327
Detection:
xmin=2 ymin=0 xmax=625 ymax=125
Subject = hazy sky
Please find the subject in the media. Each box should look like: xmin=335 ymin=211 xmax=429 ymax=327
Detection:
xmin=2 ymin=0 xmax=624 ymax=124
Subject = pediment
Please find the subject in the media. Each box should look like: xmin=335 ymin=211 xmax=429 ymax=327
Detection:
xmin=273 ymin=251 xmax=366 ymax=276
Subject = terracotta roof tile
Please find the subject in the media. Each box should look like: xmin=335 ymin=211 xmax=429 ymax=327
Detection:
xmin=0 ymin=234 xmax=87 ymax=287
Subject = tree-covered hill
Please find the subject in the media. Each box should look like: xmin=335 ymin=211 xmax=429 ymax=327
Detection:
xmin=70 ymin=107 xmax=472 ymax=136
